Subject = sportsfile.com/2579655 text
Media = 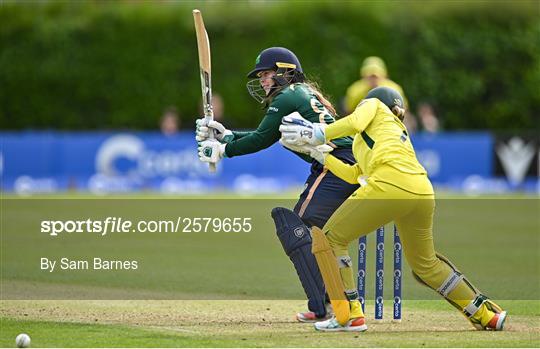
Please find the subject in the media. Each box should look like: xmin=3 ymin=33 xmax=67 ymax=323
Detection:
xmin=40 ymin=217 xmax=253 ymax=236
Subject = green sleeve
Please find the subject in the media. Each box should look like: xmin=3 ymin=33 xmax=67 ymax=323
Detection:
xmin=224 ymin=92 xmax=296 ymax=157
xmin=231 ymin=130 xmax=251 ymax=140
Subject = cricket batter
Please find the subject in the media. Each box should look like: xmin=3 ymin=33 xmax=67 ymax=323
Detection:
xmin=196 ymin=47 xmax=359 ymax=322
xmin=279 ymin=86 xmax=507 ymax=332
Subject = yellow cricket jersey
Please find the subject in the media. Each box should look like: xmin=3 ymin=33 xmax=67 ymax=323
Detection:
xmin=324 ymin=98 xmax=434 ymax=195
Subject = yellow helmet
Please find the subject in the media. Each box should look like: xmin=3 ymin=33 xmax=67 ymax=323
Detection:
xmin=361 ymin=56 xmax=387 ymax=78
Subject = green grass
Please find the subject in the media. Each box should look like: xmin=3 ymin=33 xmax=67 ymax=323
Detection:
xmin=1 ymin=300 xmax=539 ymax=347
xmin=1 ymin=197 xmax=538 ymax=301
xmin=1 ymin=194 xmax=539 ymax=347
xmin=1 ymin=318 xmax=190 ymax=348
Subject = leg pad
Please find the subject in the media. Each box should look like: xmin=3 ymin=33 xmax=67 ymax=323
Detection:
xmin=271 ymin=207 xmax=327 ymax=317
xmin=311 ymin=226 xmax=350 ymax=325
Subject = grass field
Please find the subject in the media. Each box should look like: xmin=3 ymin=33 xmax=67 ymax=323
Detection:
xmin=1 ymin=194 xmax=539 ymax=347
xmin=1 ymin=300 xmax=539 ymax=347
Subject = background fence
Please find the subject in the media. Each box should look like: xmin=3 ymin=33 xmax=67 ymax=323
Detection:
xmin=2 ymin=131 xmax=538 ymax=194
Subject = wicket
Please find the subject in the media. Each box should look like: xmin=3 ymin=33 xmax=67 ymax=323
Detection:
xmin=357 ymin=225 xmax=402 ymax=322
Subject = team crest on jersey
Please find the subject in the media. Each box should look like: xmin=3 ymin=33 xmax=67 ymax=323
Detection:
xmin=268 ymin=106 xmax=279 ymax=112
xmin=400 ymin=131 xmax=408 ymax=142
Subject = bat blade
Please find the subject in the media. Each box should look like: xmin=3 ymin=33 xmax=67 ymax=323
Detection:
xmin=193 ymin=9 xmax=216 ymax=172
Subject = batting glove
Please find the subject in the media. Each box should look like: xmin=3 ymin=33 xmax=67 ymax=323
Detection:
xmin=279 ymin=139 xmax=333 ymax=165
xmin=279 ymin=112 xmax=326 ymax=146
xmin=195 ymin=118 xmax=233 ymax=143
xmin=198 ymin=139 xmax=227 ymax=163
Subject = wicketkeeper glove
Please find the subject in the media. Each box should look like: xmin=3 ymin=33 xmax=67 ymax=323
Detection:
xmin=279 ymin=112 xmax=326 ymax=146
xmin=198 ymin=139 xmax=227 ymax=163
xmin=195 ymin=118 xmax=234 ymax=143
xmin=279 ymin=139 xmax=333 ymax=165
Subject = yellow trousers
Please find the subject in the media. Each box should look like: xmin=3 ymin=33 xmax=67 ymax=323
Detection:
xmin=323 ymin=175 xmax=477 ymax=311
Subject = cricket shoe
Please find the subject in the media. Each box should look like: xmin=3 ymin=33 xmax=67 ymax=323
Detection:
xmin=296 ymin=311 xmax=332 ymax=323
xmin=484 ymin=311 xmax=507 ymax=331
xmin=296 ymin=304 xmax=333 ymax=323
xmin=314 ymin=316 xmax=367 ymax=332
xmin=466 ymin=295 xmax=507 ymax=331
xmin=483 ymin=298 xmax=507 ymax=331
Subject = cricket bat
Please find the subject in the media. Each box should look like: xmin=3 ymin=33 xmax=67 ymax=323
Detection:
xmin=193 ymin=9 xmax=216 ymax=172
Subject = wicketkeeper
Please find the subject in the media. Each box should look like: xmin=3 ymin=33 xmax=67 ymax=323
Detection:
xmin=279 ymin=86 xmax=507 ymax=332
xmin=196 ymin=47 xmax=358 ymax=322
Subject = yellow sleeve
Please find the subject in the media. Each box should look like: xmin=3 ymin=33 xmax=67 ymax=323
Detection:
xmin=324 ymin=154 xmax=362 ymax=184
xmin=325 ymin=98 xmax=378 ymax=140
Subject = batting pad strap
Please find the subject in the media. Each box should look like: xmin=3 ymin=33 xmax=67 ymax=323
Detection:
xmin=437 ymin=271 xmax=464 ymax=297
xmin=337 ymin=255 xmax=352 ymax=269
xmin=345 ymin=289 xmax=359 ymax=301
xmin=463 ymin=294 xmax=488 ymax=318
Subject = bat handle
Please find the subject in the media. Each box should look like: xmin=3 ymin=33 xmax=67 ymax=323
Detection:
xmin=204 ymin=114 xmax=217 ymax=173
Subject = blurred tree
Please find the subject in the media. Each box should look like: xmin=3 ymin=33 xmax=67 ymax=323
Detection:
xmin=0 ymin=1 xmax=538 ymax=131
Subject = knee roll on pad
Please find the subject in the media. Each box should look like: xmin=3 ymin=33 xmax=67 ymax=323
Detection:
xmin=271 ymin=207 xmax=327 ymax=317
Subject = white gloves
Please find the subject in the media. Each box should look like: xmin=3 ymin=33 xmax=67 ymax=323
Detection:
xmin=279 ymin=112 xmax=326 ymax=146
xmin=198 ymin=139 xmax=226 ymax=163
xmin=196 ymin=118 xmax=234 ymax=143
xmin=278 ymin=112 xmax=331 ymax=164
xmin=196 ymin=112 xmax=331 ymax=165
xmin=279 ymin=140 xmax=333 ymax=164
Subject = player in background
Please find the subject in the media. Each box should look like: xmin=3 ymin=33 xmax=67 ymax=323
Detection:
xmin=343 ymin=56 xmax=419 ymax=133
xmin=279 ymin=86 xmax=507 ymax=332
xmin=344 ymin=56 xmax=407 ymax=114
xmin=196 ymin=47 xmax=358 ymax=322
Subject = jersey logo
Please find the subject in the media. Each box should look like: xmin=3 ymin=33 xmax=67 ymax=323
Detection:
xmin=400 ymin=131 xmax=408 ymax=142
xmin=294 ymin=227 xmax=305 ymax=238
xmin=268 ymin=106 xmax=279 ymax=112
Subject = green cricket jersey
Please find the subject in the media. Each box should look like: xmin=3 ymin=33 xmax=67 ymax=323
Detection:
xmin=224 ymin=83 xmax=352 ymax=162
